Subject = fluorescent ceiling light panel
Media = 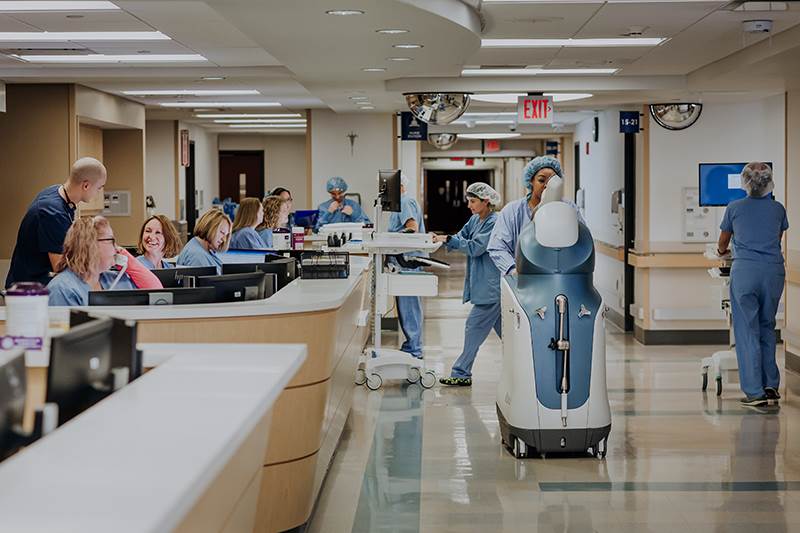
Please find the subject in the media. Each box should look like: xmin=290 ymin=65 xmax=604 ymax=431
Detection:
xmin=123 ymin=89 xmax=259 ymax=96
xmin=15 ymin=53 xmax=206 ymax=63
xmin=160 ymin=101 xmax=281 ymax=108
xmin=230 ymin=124 xmax=306 ymax=128
xmin=462 ymin=112 xmax=517 ymax=117
xmin=359 ymin=106 xmax=375 ymax=110
xmin=0 ymin=2 xmax=119 ymax=11
xmin=392 ymin=44 xmax=423 ymax=49
xmin=462 ymin=68 xmax=617 ymax=76
xmin=376 ymin=29 xmax=409 ymax=34
xmin=362 ymin=67 xmax=386 ymax=72
xmin=325 ymin=9 xmax=364 ymax=15
xmin=482 ymin=38 xmax=666 ymax=48
xmin=471 ymin=92 xmax=593 ymax=103
xmin=195 ymin=113 xmax=301 ymax=118
xmin=213 ymin=119 xmax=306 ymax=124
xmin=459 ymin=133 xmax=521 ymax=139
xmin=0 ymin=31 xmax=169 ymax=41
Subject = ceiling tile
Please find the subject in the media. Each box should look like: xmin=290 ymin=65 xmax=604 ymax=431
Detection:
xmin=7 ymin=11 xmax=154 ymax=32
xmin=0 ymin=14 xmax=36 ymax=32
xmin=576 ymin=2 xmax=725 ymax=38
xmin=481 ymin=3 xmax=602 ymax=39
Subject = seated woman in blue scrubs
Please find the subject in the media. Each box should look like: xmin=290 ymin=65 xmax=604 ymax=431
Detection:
xmin=256 ymin=195 xmax=290 ymax=248
xmin=435 ymin=183 xmax=503 ymax=386
xmin=314 ymin=177 xmax=370 ymax=232
xmin=48 ymin=216 xmax=138 ymax=306
xmin=230 ymin=198 xmax=268 ymax=250
xmin=136 ymin=214 xmax=182 ymax=270
xmin=176 ymin=208 xmax=232 ymax=274
xmin=717 ymin=162 xmax=788 ymax=407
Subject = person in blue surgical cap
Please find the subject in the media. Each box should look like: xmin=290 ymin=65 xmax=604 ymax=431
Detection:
xmin=314 ymin=176 xmax=370 ymax=232
xmin=386 ymin=174 xmax=426 ymax=358
xmin=717 ymin=162 xmax=788 ymax=408
xmin=488 ymin=156 xmax=583 ymax=276
xmin=435 ymin=182 xmax=503 ymax=386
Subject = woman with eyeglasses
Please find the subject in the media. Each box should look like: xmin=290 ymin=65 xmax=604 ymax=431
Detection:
xmin=48 ymin=216 xmax=162 ymax=306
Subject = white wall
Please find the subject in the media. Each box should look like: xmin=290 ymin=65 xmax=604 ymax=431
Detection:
xmin=310 ymin=110 xmax=393 ymax=214
xmin=144 ymin=120 xmax=176 ymax=219
xmin=178 ymin=123 xmax=219 ymax=218
xmin=218 ymin=134 xmax=308 ymax=208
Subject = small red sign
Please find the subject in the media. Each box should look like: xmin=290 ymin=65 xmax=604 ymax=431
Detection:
xmin=485 ymin=140 xmax=500 ymax=152
xmin=466 ymin=158 xmax=475 ymax=166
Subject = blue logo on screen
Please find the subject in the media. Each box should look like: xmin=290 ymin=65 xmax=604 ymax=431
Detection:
xmin=699 ymin=162 xmax=773 ymax=206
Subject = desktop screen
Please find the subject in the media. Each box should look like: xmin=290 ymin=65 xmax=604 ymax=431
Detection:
xmin=699 ymin=162 xmax=773 ymax=206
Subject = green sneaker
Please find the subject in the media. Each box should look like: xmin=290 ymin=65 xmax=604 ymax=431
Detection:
xmin=439 ymin=376 xmax=472 ymax=387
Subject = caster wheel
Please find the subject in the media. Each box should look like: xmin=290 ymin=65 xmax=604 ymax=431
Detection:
xmin=702 ymin=372 xmax=708 ymax=391
xmin=407 ymin=367 xmax=421 ymax=384
xmin=354 ymin=368 xmax=367 ymax=385
xmin=366 ymin=373 xmax=383 ymax=391
xmin=716 ymin=377 xmax=722 ymax=397
xmin=595 ymin=439 xmax=608 ymax=460
xmin=512 ymin=437 xmax=528 ymax=459
xmin=420 ymin=370 xmax=436 ymax=389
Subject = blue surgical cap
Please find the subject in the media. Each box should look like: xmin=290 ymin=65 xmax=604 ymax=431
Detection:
xmin=522 ymin=156 xmax=563 ymax=190
xmin=326 ymin=176 xmax=348 ymax=193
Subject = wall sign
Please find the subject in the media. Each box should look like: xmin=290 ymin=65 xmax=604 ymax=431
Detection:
xmin=517 ymin=95 xmax=554 ymax=124
xmin=619 ymin=111 xmax=640 ymax=134
xmin=400 ymin=111 xmax=428 ymax=140
xmin=180 ymin=129 xmax=190 ymax=167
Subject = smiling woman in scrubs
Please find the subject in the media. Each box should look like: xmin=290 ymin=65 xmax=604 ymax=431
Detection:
xmin=136 ymin=215 xmax=182 ymax=270
xmin=230 ymin=198 xmax=268 ymax=250
xmin=717 ymin=162 xmax=788 ymax=407
xmin=176 ymin=208 xmax=232 ymax=274
xmin=435 ymin=183 xmax=503 ymax=386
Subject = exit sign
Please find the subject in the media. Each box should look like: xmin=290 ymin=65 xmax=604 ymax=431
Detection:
xmin=517 ymin=95 xmax=554 ymax=124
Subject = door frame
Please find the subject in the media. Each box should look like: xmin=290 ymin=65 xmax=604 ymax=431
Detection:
xmin=218 ymin=150 xmax=266 ymax=201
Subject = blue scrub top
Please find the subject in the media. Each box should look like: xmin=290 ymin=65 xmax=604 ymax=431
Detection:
xmin=315 ymin=198 xmax=371 ymax=232
xmin=230 ymin=227 xmax=268 ymax=250
xmin=721 ymin=196 xmax=788 ymax=264
xmin=48 ymin=268 xmax=136 ymax=306
xmin=176 ymin=237 xmax=224 ymax=274
xmin=257 ymin=228 xmax=274 ymax=248
xmin=447 ymin=213 xmax=500 ymax=305
xmin=488 ymin=197 xmax=585 ymax=275
xmin=7 ymin=185 xmax=76 ymax=288
xmin=136 ymin=255 xmax=174 ymax=270
xmin=388 ymin=195 xmax=426 ymax=258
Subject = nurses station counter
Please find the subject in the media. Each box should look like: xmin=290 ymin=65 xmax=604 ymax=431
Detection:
xmin=0 ymin=256 xmax=371 ymax=533
xmin=0 ymin=343 xmax=306 ymax=533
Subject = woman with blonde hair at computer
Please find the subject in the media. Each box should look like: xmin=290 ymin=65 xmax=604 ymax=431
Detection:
xmin=176 ymin=208 xmax=232 ymax=274
xmin=230 ymin=198 xmax=268 ymax=250
xmin=256 ymin=195 xmax=290 ymax=248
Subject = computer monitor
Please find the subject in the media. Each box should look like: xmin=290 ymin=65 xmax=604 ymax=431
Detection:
xmin=88 ymin=287 xmax=217 ymax=306
xmin=195 ymin=272 xmax=273 ymax=303
xmin=379 ymin=169 xmax=402 ymax=213
xmin=699 ymin=162 xmax=774 ymax=206
xmin=294 ymin=209 xmax=319 ymax=229
xmin=69 ymin=311 xmax=142 ymax=382
xmin=151 ymin=266 xmax=218 ymax=288
xmin=0 ymin=349 xmax=26 ymax=461
xmin=222 ymin=257 xmax=296 ymax=291
xmin=46 ymin=318 xmax=115 ymax=426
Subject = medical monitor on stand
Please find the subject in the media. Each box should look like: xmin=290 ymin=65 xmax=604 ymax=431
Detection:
xmin=378 ymin=169 xmax=402 ymax=214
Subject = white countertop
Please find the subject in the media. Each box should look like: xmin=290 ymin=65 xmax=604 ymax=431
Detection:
xmin=0 ymin=343 xmax=306 ymax=533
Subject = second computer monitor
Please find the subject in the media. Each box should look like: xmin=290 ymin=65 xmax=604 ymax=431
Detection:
xmin=221 ymin=257 xmax=296 ymax=291
xmin=379 ymin=169 xmax=401 ymax=213
xmin=195 ymin=272 xmax=272 ymax=302
xmin=151 ymin=266 xmax=218 ymax=288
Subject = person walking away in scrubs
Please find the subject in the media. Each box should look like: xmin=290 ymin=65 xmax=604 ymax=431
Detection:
xmin=6 ymin=157 xmax=107 ymax=288
xmin=256 ymin=195 xmax=290 ymax=248
xmin=136 ymin=215 xmax=182 ymax=269
xmin=230 ymin=198 xmax=268 ymax=250
xmin=314 ymin=177 xmax=370 ymax=232
xmin=717 ymin=162 xmax=788 ymax=407
xmin=387 ymin=175 xmax=425 ymax=359
xmin=176 ymin=208 xmax=232 ymax=274
xmin=270 ymin=187 xmax=295 ymax=228
xmin=488 ymin=156 xmax=583 ymax=276
xmin=436 ymin=183 xmax=503 ymax=386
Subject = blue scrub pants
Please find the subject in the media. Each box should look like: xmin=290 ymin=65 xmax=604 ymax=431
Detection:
xmin=397 ymin=296 xmax=423 ymax=358
xmin=451 ymin=302 xmax=502 ymax=378
xmin=730 ymin=260 xmax=784 ymax=398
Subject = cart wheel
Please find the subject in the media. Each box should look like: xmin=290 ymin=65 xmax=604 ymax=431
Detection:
xmin=513 ymin=437 xmax=528 ymax=459
xmin=407 ymin=366 xmax=421 ymax=384
xmin=354 ymin=368 xmax=367 ymax=385
xmin=701 ymin=372 xmax=708 ymax=391
xmin=716 ymin=376 xmax=722 ymax=397
xmin=366 ymin=373 xmax=383 ymax=391
xmin=420 ymin=370 xmax=436 ymax=389
xmin=595 ymin=438 xmax=608 ymax=460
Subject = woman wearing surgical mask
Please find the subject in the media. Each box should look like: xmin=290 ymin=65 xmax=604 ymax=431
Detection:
xmin=230 ymin=197 xmax=269 ymax=250
xmin=434 ymin=182 xmax=503 ymax=386
xmin=256 ymin=195 xmax=290 ymax=248
xmin=717 ymin=162 xmax=788 ymax=407
xmin=487 ymin=156 xmax=583 ymax=276
xmin=136 ymin=214 xmax=182 ymax=270
xmin=176 ymin=208 xmax=232 ymax=274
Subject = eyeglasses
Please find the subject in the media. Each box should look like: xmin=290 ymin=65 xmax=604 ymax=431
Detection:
xmin=97 ymin=237 xmax=116 ymax=246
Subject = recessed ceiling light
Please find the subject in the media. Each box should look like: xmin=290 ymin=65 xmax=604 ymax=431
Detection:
xmin=387 ymin=57 xmax=413 ymax=61
xmin=160 ymin=101 xmax=281 ymax=108
xmin=362 ymin=67 xmax=386 ymax=72
xmin=481 ymin=38 xmax=666 ymax=48
xmin=325 ymin=9 xmax=364 ymax=15
xmin=0 ymin=31 xmax=170 ymax=41
xmin=195 ymin=113 xmax=302 ymax=118
xmin=123 ymin=89 xmax=259 ymax=96
xmin=462 ymin=68 xmax=617 ymax=76
xmin=14 ymin=53 xmax=205 ymax=63
xmin=0 ymin=2 xmax=119 ymax=11
xmin=200 ymin=76 xmax=226 ymax=81
xmin=392 ymin=44 xmax=423 ymax=49
xmin=376 ymin=28 xmax=409 ymax=34
xmin=213 ymin=119 xmax=306 ymax=124
xmin=230 ymin=124 xmax=307 ymax=128
xmin=459 ymin=133 xmax=521 ymax=140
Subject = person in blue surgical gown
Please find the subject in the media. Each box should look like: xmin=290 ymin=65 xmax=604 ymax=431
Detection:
xmin=717 ymin=162 xmax=788 ymax=407
xmin=314 ymin=176 xmax=370 ymax=232
xmin=435 ymin=182 xmax=503 ymax=386
xmin=387 ymin=175 xmax=425 ymax=359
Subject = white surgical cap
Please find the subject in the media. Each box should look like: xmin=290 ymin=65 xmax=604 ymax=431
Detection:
xmin=466 ymin=182 xmax=502 ymax=206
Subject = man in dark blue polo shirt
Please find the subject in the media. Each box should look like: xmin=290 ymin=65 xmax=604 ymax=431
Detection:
xmin=5 ymin=157 xmax=107 ymax=288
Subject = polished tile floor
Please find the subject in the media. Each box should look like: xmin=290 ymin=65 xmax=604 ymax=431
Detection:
xmin=308 ymin=255 xmax=799 ymax=533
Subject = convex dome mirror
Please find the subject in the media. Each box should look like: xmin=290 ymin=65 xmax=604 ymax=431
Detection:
xmin=649 ymin=103 xmax=703 ymax=131
xmin=427 ymin=133 xmax=458 ymax=150
xmin=404 ymin=92 xmax=471 ymax=125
